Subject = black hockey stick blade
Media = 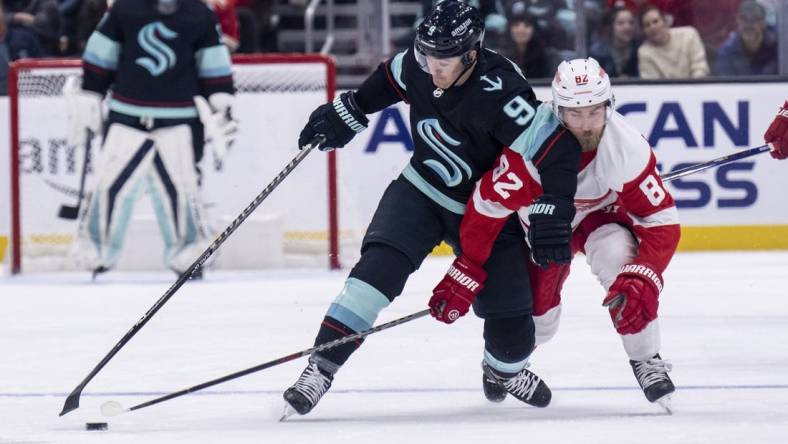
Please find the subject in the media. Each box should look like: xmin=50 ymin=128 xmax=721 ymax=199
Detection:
xmin=57 ymin=129 xmax=94 ymax=220
xmin=101 ymin=309 xmax=430 ymax=416
xmin=59 ymin=135 xmax=325 ymax=417
xmin=58 ymin=205 xmax=80 ymax=220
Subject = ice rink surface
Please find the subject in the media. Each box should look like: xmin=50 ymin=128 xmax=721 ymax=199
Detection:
xmin=2 ymin=251 xmax=787 ymax=444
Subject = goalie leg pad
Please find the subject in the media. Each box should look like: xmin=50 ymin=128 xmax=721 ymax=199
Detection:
xmin=148 ymin=124 xmax=212 ymax=272
xmin=73 ymin=123 xmax=156 ymax=270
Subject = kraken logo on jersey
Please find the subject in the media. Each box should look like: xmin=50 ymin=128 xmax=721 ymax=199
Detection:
xmin=135 ymin=22 xmax=178 ymax=76
xmin=416 ymin=119 xmax=472 ymax=187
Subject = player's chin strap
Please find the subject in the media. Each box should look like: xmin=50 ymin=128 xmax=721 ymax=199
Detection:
xmin=433 ymin=52 xmax=478 ymax=98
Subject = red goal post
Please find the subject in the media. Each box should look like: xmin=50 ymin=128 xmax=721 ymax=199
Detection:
xmin=7 ymin=54 xmax=343 ymax=274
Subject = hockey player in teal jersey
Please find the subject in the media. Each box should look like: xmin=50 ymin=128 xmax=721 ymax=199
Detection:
xmin=282 ymin=1 xmax=583 ymax=418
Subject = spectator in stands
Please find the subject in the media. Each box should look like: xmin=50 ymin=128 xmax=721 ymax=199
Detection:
xmin=664 ymin=0 xmax=740 ymax=54
xmin=637 ymin=5 xmax=709 ymax=79
xmin=509 ymin=0 xmax=574 ymax=52
xmin=497 ymin=10 xmax=554 ymax=79
xmin=57 ymin=0 xmax=81 ymax=54
xmin=589 ymin=6 xmax=639 ymax=77
xmin=714 ymin=0 xmax=777 ymax=76
xmin=236 ymin=0 xmax=279 ymax=53
xmin=71 ymin=0 xmax=105 ymax=55
xmin=0 ymin=3 xmax=43 ymax=95
xmin=611 ymin=0 xmax=740 ymax=66
xmin=204 ymin=0 xmax=240 ymax=52
xmin=2 ymin=0 xmax=61 ymax=55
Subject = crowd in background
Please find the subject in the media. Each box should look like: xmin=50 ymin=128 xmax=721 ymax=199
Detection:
xmin=0 ymin=0 xmax=278 ymax=93
xmin=0 ymin=0 xmax=783 ymax=94
xmin=464 ymin=0 xmax=780 ymax=80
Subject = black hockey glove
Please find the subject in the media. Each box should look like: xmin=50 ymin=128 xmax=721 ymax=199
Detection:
xmin=298 ymin=91 xmax=369 ymax=151
xmin=527 ymin=194 xmax=576 ymax=268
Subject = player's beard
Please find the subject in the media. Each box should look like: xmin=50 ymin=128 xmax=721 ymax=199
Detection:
xmin=577 ymin=130 xmax=603 ymax=151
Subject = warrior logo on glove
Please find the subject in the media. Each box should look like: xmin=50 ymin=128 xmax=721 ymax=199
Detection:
xmin=603 ymin=262 xmax=662 ymax=335
xmin=429 ymin=256 xmax=487 ymax=324
xmin=298 ymin=91 xmax=369 ymax=151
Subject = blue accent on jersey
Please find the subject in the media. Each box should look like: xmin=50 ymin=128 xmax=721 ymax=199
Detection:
xmin=108 ymin=98 xmax=198 ymax=118
xmin=196 ymin=45 xmax=232 ymax=78
xmin=416 ymin=119 xmax=472 ymax=187
xmin=484 ymin=349 xmax=530 ymax=374
xmin=83 ymin=31 xmax=121 ymax=70
xmin=402 ymin=164 xmax=466 ymax=214
xmin=326 ymin=278 xmax=391 ymax=332
xmin=508 ymin=103 xmax=560 ymax=158
xmin=390 ymin=50 xmax=407 ymax=91
xmin=136 ymin=22 xmax=178 ymax=76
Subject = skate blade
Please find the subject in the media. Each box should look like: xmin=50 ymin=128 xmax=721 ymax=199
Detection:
xmin=655 ymin=394 xmax=673 ymax=415
xmin=279 ymin=403 xmax=298 ymax=422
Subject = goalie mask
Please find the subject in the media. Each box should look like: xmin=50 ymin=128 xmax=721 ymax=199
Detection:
xmin=551 ymin=57 xmax=615 ymax=125
xmin=414 ymin=0 xmax=485 ymax=72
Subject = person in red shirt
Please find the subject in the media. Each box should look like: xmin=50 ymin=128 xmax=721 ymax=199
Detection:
xmin=203 ymin=0 xmax=240 ymax=52
xmin=430 ymin=57 xmax=679 ymax=410
xmin=765 ymin=101 xmax=788 ymax=159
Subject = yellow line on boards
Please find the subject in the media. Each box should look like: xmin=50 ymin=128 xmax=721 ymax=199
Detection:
xmin=429 ymin=225 xmax=788 ymax=256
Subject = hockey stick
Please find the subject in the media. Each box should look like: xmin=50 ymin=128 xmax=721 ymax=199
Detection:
xmin=100 ymin=308 xmax=431 ymax=417
xmin=58 ymin=128 xmax=94 ymax=220
xmin=660 ymin=143 xmax=772 ymax=183
xmin=74 ymin=142 xmax=772 ymax=417
xmin=59 ymin=135 xmax=326 ymax=416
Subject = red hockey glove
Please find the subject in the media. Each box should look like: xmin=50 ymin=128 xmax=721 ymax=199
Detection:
xmin=602 ymin=263 xmax=662 ymax=335
xmin=765 ymin=100 xmax=788 ymax=160
xmin=429 ymin=255 xmax=487 ymax=324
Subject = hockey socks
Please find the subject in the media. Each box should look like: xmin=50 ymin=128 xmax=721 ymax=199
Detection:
xmin=312 ymin=317 xmax=364 ymax=369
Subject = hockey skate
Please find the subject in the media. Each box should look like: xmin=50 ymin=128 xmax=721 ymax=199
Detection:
xmin=481 ymin=361 xmax=508 ymax=402
xmin=481 ymin=361 xmax=552 ymax=407
xmin=630 ymin=353 xmax=675 ymax=414
xmin=281 ymin=357 xmax=334 ymax=420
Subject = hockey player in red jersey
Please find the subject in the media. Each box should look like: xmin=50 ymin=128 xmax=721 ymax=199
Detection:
xmin=764 ymin=101 xmax=788 ymax=160
xmin=431 ymin=57 xmax=680 ymax=409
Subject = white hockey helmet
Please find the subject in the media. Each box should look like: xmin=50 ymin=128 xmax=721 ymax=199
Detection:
xmin=551 ymin=57 xmax=614 ymax=123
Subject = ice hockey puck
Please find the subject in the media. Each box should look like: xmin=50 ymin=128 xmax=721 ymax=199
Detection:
xmin=85 ymin=422 xmax=108 ymax=431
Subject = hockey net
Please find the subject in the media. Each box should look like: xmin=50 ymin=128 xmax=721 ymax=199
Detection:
xmin=7 ymin=54 xmax=363 ymax=274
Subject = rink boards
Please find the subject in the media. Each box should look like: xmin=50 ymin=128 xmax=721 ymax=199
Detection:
xmin=1 ymin=81 xmax=787 ymax=268
xmin=341 ymin=81 xmax=788 ymax=253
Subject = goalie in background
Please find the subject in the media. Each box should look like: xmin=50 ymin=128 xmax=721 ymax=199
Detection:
xmin=67 ymin=0 xmax=237 ymax=277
